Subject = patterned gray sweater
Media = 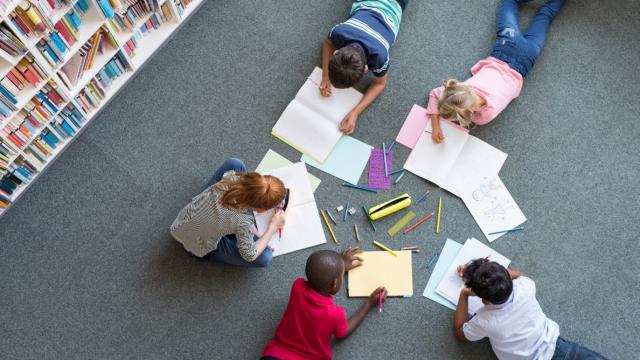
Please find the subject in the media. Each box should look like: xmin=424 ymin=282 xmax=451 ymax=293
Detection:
xmin=170 ymin=172 xmax=257 ymax=260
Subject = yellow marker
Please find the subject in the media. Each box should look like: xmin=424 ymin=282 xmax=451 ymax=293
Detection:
xmin=320 ymin=209 xmax=338 ymax=243
xmin=436 ymin=197 xmax=442 ymax=234
xmin=372 ymin=240 xmax=398 ymax=257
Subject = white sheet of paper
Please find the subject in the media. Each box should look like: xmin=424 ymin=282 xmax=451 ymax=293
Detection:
xmin=253 ymin=162 xmax=326 ymax=256
xmin=403 ymin=121 xmax=469 ymax=187
xmin=460 ymin=175 xmax=526 ymax=242
xmin=272 ymin=100 xmax=343 ymax=163
xmin=435 ymin=238 xmax=511 ymax=306
xmin=444 ymin=136 xmax=508 ymax=197
xmin=296 ymin=67 xmax=363 ymax=125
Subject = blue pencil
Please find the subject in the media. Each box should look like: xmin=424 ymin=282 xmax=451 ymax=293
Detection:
xmin=342 ymin=183 xmax=378 ymax=193
xmin=388 ymin=168 xmax=404 ymax=176
xmin=394 ymin=171 xmax=405 ymax=184
xmin=488 ymin=227 xmax=524 ymax=236
xmin=385 ymin=140 xmax=395 ymax=154
xmin=343 ymin=201 xmax=350 ymax=221
xmin=382 ymin=142 xmax=388 ymax=176
xmin=426 ymin=251 xmax=441 ymax=268
xmin=362 ymin=206 xmax=376 ymax=232
xmin=415 ymin=190 xmax=431 ymax=204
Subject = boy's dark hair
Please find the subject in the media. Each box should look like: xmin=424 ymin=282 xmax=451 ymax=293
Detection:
xmin=305 ymin=250 xmax=344 ymax=292
xmin=462 ymin=258 xmax=513 ymax=304
xmin=328 ymin=44 xmax=366 ymax=88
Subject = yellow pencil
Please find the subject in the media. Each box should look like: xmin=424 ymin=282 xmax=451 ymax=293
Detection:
xmin=320 ymin=209 xmax=338 ymax=243
xmin=436 ymin=197 xmax=442 ymax=234
xmin=372 ymin=240 xmax=398 ymax=257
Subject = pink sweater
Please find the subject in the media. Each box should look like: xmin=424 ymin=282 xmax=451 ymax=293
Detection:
xmin=426 ymin=57 xmax=524 ymax=125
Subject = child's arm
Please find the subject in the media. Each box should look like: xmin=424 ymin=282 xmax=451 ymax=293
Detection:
xmin=339 ymin=74 xmax=388 ymax=135
xmin=344 ymin=286 xmax=387 ymax=337
xmin=320 ymin=38 xmax=335 ymax=97
xmin=508 ymin=269 xmax=522 ymax=279
xmin=453 ymin=288 xmax=473 ymax=341
xmin=430 ymin=114 xmax=445 ymax=143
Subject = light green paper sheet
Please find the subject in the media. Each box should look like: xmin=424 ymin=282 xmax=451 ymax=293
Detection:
xmin=422 ymin=238 xmax=462 ymax=310
xmin=256 ymin=149 xmax=321 ymax=192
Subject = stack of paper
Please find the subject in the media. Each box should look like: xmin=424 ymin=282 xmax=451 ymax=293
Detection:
xmin=253 ymin=162 xmax=326 ymax=256
xmin=256 ymin=149 xmax=321 ymax=192
xmin=423 ymin=238 xmax=511 ymax=315
xmin=397 ymin=104 xmax=526 ymax=241
xmin=273 ymin=67 xmax=373 ymax=184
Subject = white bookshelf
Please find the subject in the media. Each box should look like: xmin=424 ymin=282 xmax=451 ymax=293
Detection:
xmin=0 ymin=0 xmax=205 ymax=216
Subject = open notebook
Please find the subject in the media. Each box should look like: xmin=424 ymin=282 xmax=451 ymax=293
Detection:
xmin=403 ymin=118 xmax=508 ymax=197
xmin=272 ymin=67 xmax=363 ymax=163
xmin=253 ymin=162 xmax=326 ymax=256
xmin=435 ymin=238 xmax=511 ymax=313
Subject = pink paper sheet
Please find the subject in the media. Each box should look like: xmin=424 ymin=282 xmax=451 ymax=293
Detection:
xmin=368 ymin=148 xmax=393 ymax=189
xmin=395 ymin=104 xmax=469 ymax=149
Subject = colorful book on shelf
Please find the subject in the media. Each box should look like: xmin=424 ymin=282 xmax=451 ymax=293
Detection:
xmin=0 ymin=24 xmax=27 ymax=56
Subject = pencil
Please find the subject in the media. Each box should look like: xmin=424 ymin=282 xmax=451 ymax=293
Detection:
xmin=403 ymin=212 xmax=434 ymax=234
xmin=488 ymin=227 xmax=524 ymax=235
xmin=342 ymin=183 xmax=378 ymax=193
xmin=400 ymin=246 xmax=419 ymax=250
xmin=325 ymin=209 xmax=338 ymax=225
xmin=394 ymin=171 xmax=405 ymax=184
xmin=415 ymin=190 xmax=431 ymax=204
xmin=354 ymin=224 xmax=361 ymax=242
xmin=382 ymin=142 xmax=389 ymax=176
xmin=436 ymin=197 xmax=442 ymax=234
xmin=426 ymin=251 xmax=440 ymax=268
xmin=363 ymin=206 xmax=376 ymax=232
xmin=378 ymin=288 xmax=383 ymax=313
xmin=388 ymin=168 xmax=404 ymax=176
xmin=373 ymin=240 xmax=398 ymax=257
xmin=320 ymin=209 xmax=338 ymax=243
xmin=385 ymin=140 xmax=395 ymax=154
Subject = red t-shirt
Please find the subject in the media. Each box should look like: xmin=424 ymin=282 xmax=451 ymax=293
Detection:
xmin=262 ymin=278 xmax=348 ymax=360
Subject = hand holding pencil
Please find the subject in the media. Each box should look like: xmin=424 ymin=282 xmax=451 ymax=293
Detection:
xmin=367 ymin=286 xmax=387 ymax=311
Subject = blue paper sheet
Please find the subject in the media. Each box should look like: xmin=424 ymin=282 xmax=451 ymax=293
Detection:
xmin=422 ymin=239 xmax=463 ymax=310
xmin=301 ymin=136 xmax=373 ymax=185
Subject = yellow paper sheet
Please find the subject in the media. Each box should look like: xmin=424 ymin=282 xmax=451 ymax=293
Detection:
xmin=348 ymin=251 xmax=413 ymax=297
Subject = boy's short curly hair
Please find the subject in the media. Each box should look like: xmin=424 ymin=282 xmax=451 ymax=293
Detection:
xmin=462 ymin=258 xmax=513 ymax=304
xmin=328 ymin=44 xmax=367 ymax=88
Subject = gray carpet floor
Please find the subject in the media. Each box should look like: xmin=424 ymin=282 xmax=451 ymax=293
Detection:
xmin=1 ymin=1 xmax=639 ymax=359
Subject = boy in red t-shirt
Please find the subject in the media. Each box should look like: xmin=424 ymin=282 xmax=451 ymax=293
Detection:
xmin=261 ymin=248 xmax=387 ymax=360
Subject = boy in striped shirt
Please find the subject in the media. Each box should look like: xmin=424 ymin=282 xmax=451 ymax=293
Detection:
xmin=321 ymin=0 xmax=408 ymax=134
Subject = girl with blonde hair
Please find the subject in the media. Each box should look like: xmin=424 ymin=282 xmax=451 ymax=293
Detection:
xmin=170 ymin=158 xmax=287 ymax=267
xmin=428 ymin=0 xmax=566 ymax=143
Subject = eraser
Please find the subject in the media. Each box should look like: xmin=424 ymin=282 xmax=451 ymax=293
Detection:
xmin=336 ymin=205 xmax=344 ymax=212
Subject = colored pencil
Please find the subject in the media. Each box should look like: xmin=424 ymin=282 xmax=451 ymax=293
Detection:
xmin=343 ymin=201 xmax=350 ymax=221
xmin=415 ymin=190 xmax=431 ymax=204
xmin=403 ymin=212 xmax=434 ymax=234
xmin=354 ymin=224 xmax=361 ymax=242
xmin=388 ymin=168 xmax=404 ymax=176
xmin=373 ymin=240 xmax=398 ymax=257
xmin=378 ymin=288 xmax=383 ymax=312
xmin=488 ymin=227 xmax=524 ymax=235
xmin=400 ymin=246 xmax=419 ymax=250
xmin=436 ymin=197 xmax=442 ymax=234
xmin=394 ymin=171 xmax=405 ymax=184
xmin=320 ymin=209 xmax=338 ymax=243
xmin=325 ymin=209 xmax=338 ymax=225
xmin=426 ymin=251 xmax=440 ymax=268
xmin=382 ymin=142 xmax=388 ymax=176
xmin=342 ymin=183 xmax=377 ymax=193
xmin=385 ymin=140 xmax=395 ymax=154
xmin=363 ymin=206 xmax=376 ymax=232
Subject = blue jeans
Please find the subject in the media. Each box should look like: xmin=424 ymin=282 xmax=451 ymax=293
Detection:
xmin=396 ymin=0 xmax=408 ymax=10
xmin=551 ymin=336 xmax=608 ymax=360
xmin=204 ymin=158 xmax=273 ymax=267
xmin=490 ymin=0 xmax=566 ymax=77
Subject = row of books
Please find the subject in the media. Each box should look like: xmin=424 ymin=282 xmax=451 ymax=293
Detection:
xmin=1 ymin=80 xmax=66 ymax=148
xmin=0 ymin=156 xmax=37 ymax=207
xmin=0 ymin=23 xmax=27 ymax=57
xmin=74 ymin=50 xmax=128 ymax=113
xmin=57 ymin=25 xmax=117 ymax=89
xmin=35 ymin=2 xmax=89 ymax=67
xmin=108 ymin=0 xmax=155 ymax=33
xmin=0 ymin=53 xmax=47 ymax=98
xmin=172 ymin=0 xmax=190 ymax=16
xmin=121 ymin=3 xmax=172 ymax=57
xmin=33 ymin=0 xmax=73 ymax=18
xmin=0 ymin=139 xmax=19 ymax=177
xmin=9 ymin=3 xmax=53 ymax=38
xmin=96 ymin=0 xmax=118 ymax=18
xmin=23 ymin=102 xmax=84 ymax=164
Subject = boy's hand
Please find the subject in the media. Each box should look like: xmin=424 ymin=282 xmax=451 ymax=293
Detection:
xmin=320 ymin=78 xmax=332 ymax=97
xmin=367 ymin=287 xmax=387 ymax=308
xmin=457 ymin=264 xmax=466 ymax=278
xmin=340 ymin=111 xmax=359 ymax=135
xmin=461 ymin=287 xmax=475 ymax=297
xmin=342 ymin=247 xmax=363 ymax=271
xmin=431 ymin=126 xmax=445 ymax=143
